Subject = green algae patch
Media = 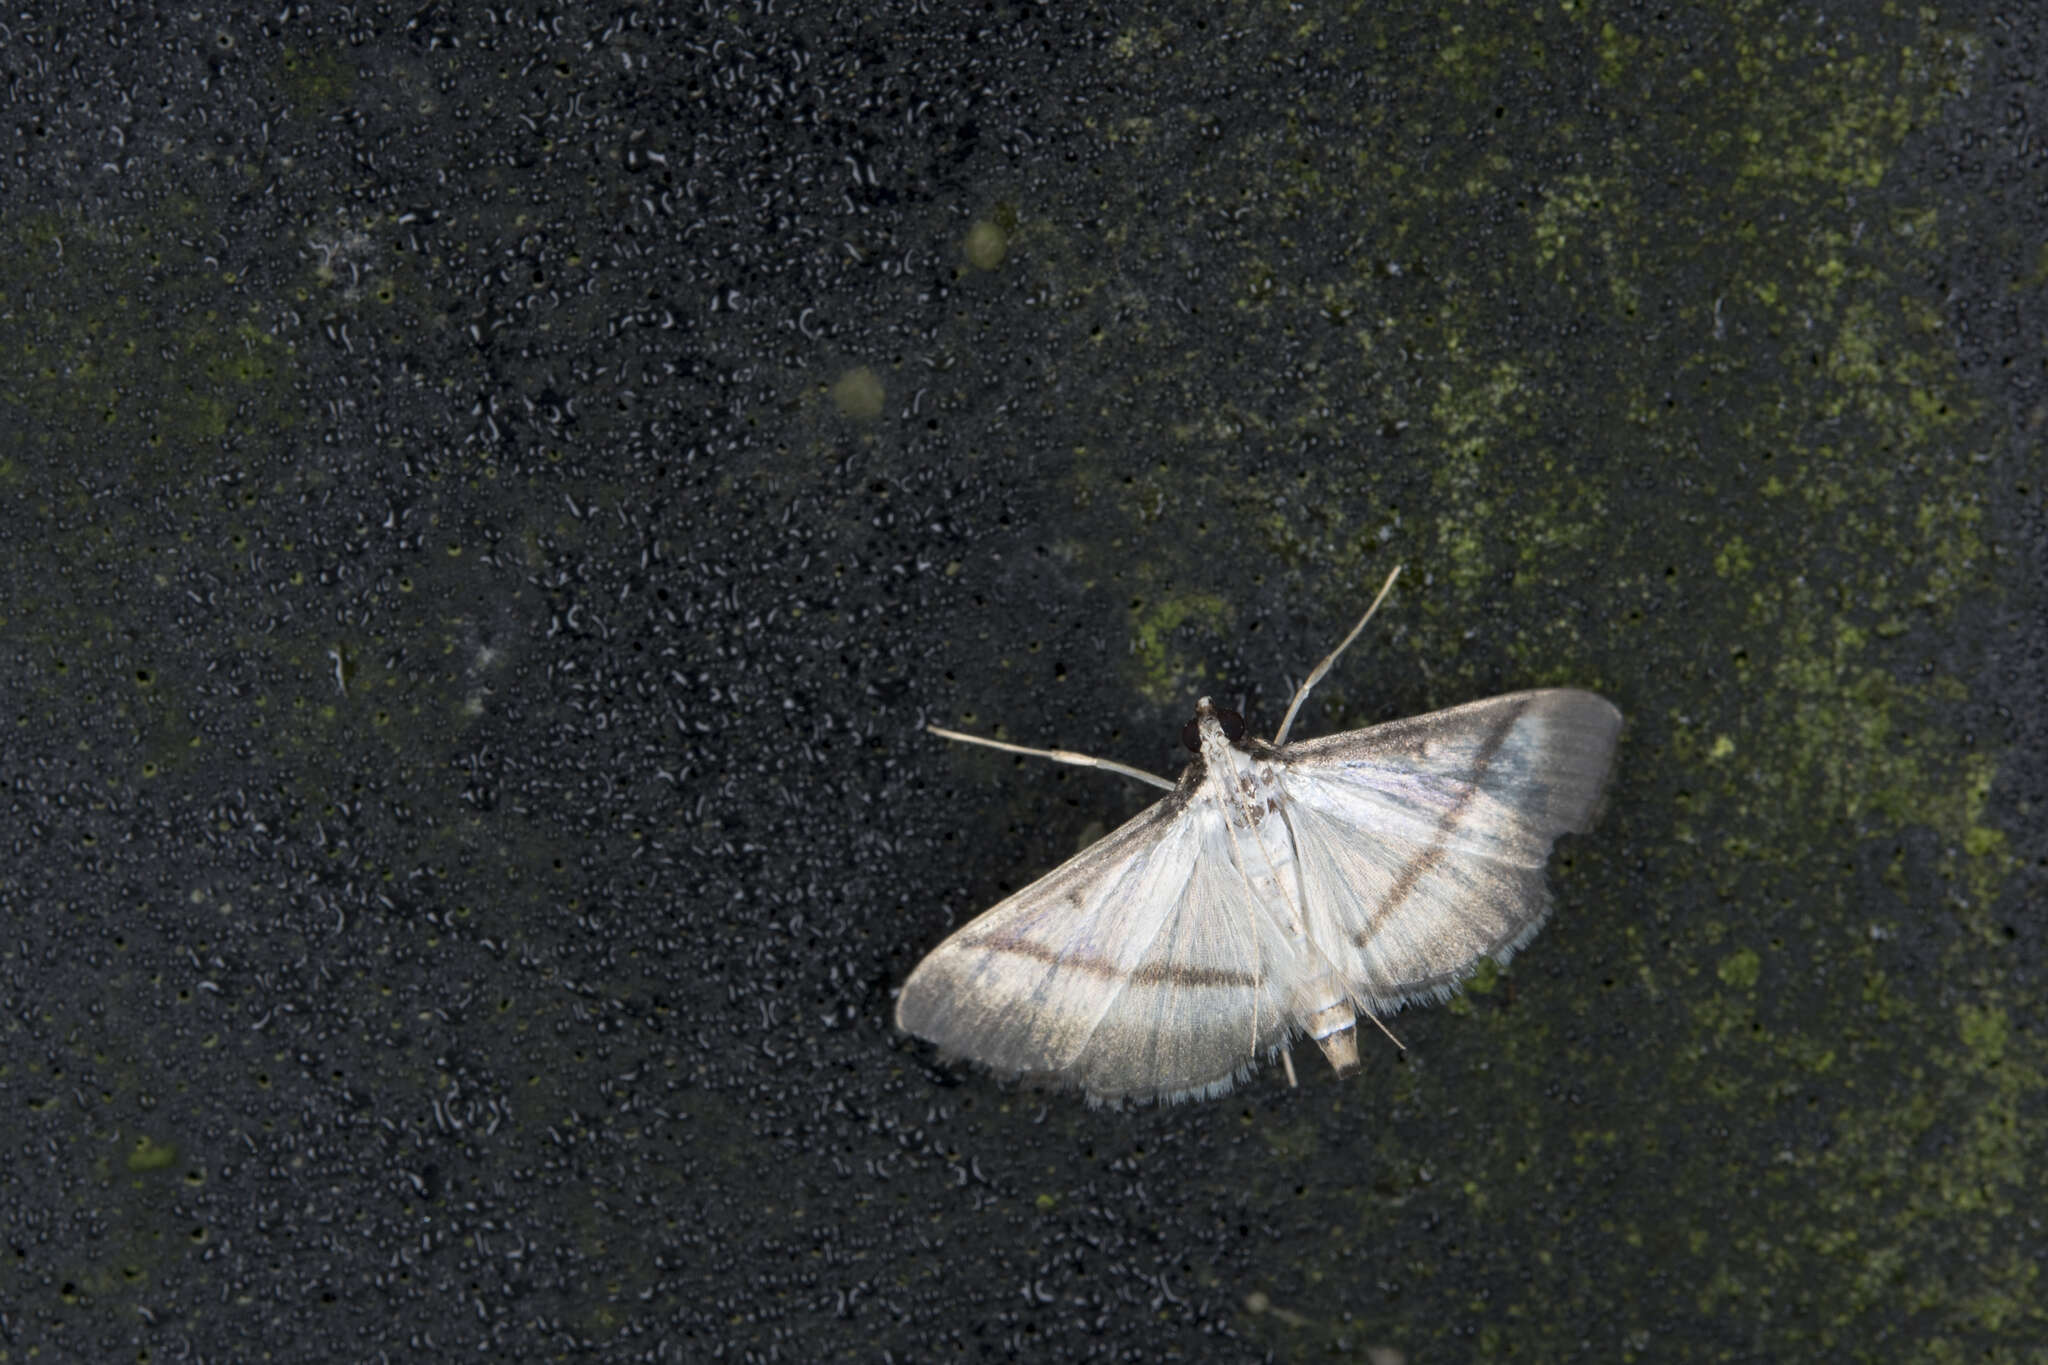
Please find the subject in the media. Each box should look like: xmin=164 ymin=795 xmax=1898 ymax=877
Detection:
xmin=829 ymin=366 xmax=886 ymax=420
xmin=1126 ymin=591 xmax=1230 ymax=705
xmin=124 ymin=1135 xmax=178 ymax=1174
xmin=277 ymin=46 xmax=355 ymax=116
xmin=1716 ymin=949 xmax=1761 ymax=990
xmin=0 ymin=215 xmax=299 ymax=467
xmin=1074 ymin=4 xmax=2021 ymax=1361
xmin=964 ymin=219 xmax=1010 ymax=271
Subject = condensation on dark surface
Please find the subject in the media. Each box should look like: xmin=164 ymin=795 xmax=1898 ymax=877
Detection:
xmin=1 ymin=4 xmax=2043 ymax=1361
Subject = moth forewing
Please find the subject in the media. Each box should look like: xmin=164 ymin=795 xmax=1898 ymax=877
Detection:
xmin=893 ymin=789 xmax=1211 ymax=1085
xmin=902 ymin=569 xmax=1622 ymax=1105
xmin=1275 ymin=690 xmax=1622 ymax=1014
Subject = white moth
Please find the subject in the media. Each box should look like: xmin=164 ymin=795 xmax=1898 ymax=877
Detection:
xmin=898 ymin=566 xmax=1623 ymax=1104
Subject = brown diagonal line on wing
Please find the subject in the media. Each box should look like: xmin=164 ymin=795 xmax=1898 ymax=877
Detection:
xmin=1354 ymin=695 xmax=1531 ymax=945
xmin=957 ymin=932 xmax=1261 ymax=987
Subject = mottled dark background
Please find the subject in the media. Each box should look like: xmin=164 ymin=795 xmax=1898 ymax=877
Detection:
xmin=2 ymin=3 xmax=2041 ymax=1361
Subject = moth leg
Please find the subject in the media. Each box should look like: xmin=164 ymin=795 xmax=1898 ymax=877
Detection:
xmin=1272 ymin=563 xmax=1403 ymax=746
xmin=926 ymin=725 xmax=1177 ymax=792
xmin=1281 ymin=1048 xmax=1299 ymax=1089
xmin=1357 ymin=1004 xmax=1407 ymax=1053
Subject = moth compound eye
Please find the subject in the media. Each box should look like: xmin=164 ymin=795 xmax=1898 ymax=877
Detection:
xmin=1181 ymin=717 xmax=1202 ymax=752
xmin=1217 ymin=708 xmax=1246 ymax=742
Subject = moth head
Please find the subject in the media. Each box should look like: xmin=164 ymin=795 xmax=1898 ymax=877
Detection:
xmin=1181 ymin=696 xmax=1247 ymax=753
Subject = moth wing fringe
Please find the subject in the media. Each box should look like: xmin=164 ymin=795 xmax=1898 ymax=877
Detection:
xmin=1349 ymin=896 xmax=1553 ymax=1016
xmin=909 ymin=1032 xmax=1309 ymax=1108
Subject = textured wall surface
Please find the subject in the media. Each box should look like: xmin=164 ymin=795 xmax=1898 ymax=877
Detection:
xmin=2 ymin=3 xmax=2042 ymax=1360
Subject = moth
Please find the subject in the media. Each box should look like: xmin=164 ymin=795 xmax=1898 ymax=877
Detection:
xmin=898 ymin=566 xmax=1622 ymax=1104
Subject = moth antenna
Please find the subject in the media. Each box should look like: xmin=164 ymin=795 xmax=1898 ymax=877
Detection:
xmin=927 ymin=724 xmax=1177 ymax=792
xmin=1272 ymin=563 xmax=1403 ymax=746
